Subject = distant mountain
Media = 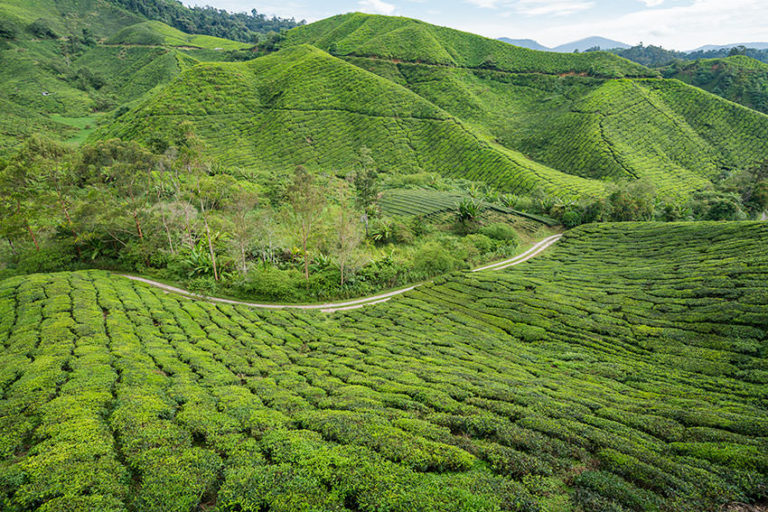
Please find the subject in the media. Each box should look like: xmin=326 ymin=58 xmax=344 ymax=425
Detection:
xmin=553 ymin=37 xmax=630 ymax=52
xmin=497 ymin=38 xmax=549 ymax=51
xmin=688 ymin=42 xmax=768 ymax=52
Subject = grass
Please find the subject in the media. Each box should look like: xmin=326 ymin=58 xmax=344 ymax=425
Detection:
xmin=48 ymin=114 xmax=100 ymax=145
xmin=0 ymin=222 xmax=766 ymax=511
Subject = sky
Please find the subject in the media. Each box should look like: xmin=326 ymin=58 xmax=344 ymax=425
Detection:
xmin=184 ymin=0 xmax=768 ymax=51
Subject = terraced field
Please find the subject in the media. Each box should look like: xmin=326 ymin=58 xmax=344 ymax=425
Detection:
xmin=380 ymin=188 xmax=557 ymax=225
xmin=1 ymin=222 xmax=766 ymax=511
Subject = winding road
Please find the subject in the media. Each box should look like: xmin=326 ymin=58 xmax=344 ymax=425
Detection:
xmin=120 ymin=234 xmax=563 ymax=313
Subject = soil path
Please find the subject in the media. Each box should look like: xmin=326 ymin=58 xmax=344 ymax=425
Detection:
xmin=120 ymin=234 xmax=562 ymax=313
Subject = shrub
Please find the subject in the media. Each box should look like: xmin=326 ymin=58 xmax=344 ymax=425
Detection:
xmin=479 ymin=223 xmax=519 ymax=244
xmin=27 ymin=18 xmax=58 ymax=39
xmin=412 ymin=241 xmax=461 ymax=278
xmin=0 ymin=18 xmax=19 ymax=40
xmin=236 ymin=266 xmax=302 ymax=301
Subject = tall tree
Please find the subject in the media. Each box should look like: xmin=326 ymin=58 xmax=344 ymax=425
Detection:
xmin=332 ymin=183 xmax=362 ymax=286
xmin=287 ymin=166 xmax=325 ymax=282
xmin=353 ymin=146 xmax=379 ymax=236
xmin=226 ymin=184 xmax=259 ymax=275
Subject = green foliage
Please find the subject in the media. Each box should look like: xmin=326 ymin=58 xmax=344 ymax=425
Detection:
xmin=1 ymin=222 xmax=767 ymax=510
xmin=107 ymin=21 xmax=252 ymax=50
xmin=108 ymin=0 xmax=303 ymax=43
xmin=282 ymin=13 xmax=653 ymax=78
xmin=663 ymin=56 xmax=768 ymax=114
xmin=27 ymin=18 xmax=58 ymax=39
xmin=479 ymin=222 xmax=519 ymax=244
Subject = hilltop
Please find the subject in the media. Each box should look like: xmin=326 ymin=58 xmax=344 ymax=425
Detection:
xmin=0 ymin=0 xmax=284 ymax=155
xmin=97 ymin=13 xmax=768 ymax=200
xmin=662 ymin=55 xmax=768 ymax=114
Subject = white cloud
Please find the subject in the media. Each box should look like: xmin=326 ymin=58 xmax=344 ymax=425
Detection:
xmin=638 ymin=0 xmax=664 ymax=5
xmin=528 ymin=0 xmax=768 ymax=49
xmin=464 ymin=0 xmax=501 ymax=7
xmin=464 ymin=0 xmax=594 ymax=16
xmin=358 ymin=0 xmax=396 ymax=14
xmin=515 ymin=0 xmax=595 ymax=16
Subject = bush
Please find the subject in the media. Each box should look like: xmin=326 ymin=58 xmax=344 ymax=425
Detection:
xmin=0 ymin=18 xmax=19 ymax=40
xmin=412 ymin=241 xmax=461 ymax=277
xmin=28 ymin=18 xmax=58 ymax=39
xmin=236 ymin=266 xmax=302 ymax=302
xmin=479 ymin=223 xmax=519 ymax=244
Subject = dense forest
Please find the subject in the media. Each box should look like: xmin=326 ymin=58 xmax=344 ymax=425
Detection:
xmin=108 ymin=0 xmax=304 ymax=42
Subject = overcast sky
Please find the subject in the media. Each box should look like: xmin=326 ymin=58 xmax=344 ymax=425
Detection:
xmin=184 ymin=0 xmax=768 ymax=51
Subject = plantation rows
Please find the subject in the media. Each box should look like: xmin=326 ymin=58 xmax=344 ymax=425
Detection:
xmin=348 ymin=58 xmax=768 ymax=198
xmin=379 ymin=189 xmax=558 ymax=225
xmin=282 ymin=13 xmax=654 ymax=78
xmin=380 ymin=189 xmax=469 ymax=217
xmin=100 ymin=46 xmax=604 ymax=198
xmin=1 ymin=222 xmax=766 ymax=511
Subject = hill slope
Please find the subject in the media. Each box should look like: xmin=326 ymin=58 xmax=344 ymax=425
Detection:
xmin=281 ymin=13 xmax=652 ymax=78
xmin=1 ymin=222 xmax=766 ymax=511
xmin=97 ymin=13 xmax=768 ymax=199
xmin=98 ymin=44 xmax=603 ymax=196
xmin=663 ymin=55 xmax=768 ymax=114
xmin=0 ymin=0 xmax=252 ymax=154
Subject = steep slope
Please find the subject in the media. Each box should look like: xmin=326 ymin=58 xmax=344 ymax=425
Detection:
xmin=348 ymin=58 xmax=768 ymax=197
xmin=0 ymin=0 xmax=249 ymax=154
xmin=281 ymin=13 xmax=652 ymax=78
xmin=1 ymin=222 xmax=766 ymax=511
xmin=97 ymin=44 xmax=604 ymax=196
xmin=663 ymin=55 xmax=768 ymax=114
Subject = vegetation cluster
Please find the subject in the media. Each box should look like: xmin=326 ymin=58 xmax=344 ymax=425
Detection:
xmin=0 ymin=222 xmax=766 ymax=511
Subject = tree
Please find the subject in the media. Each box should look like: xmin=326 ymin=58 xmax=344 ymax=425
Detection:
xmin=353 ymin=146 xmax=379 ymax=235
xmin=287 ymin=166 xmax=325 ymax=282
xmin=227 ymin=184 xmax=259 ymax=274
xmin=0 ymin=136 xmax=71 ymax=251
xmin=25 ymin=136 xmax=80 ymax=256
xmin=332 ymin=184 xmax=362 ymax=286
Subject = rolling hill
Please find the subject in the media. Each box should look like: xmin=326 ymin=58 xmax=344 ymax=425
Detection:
xmin=97 ymin=44 xmax=603 ymax=197
xmin=1 ymin=222 xmax=766 ymax=511
xmin=0 ymin=0 xmax=256 ymax=155
xmin=96 ymin=12 xmax=768 ymax=200
xmin=552 ymin=36 xmax=630 ymax=52
xmin=662 ymin=55 xmax=768 ymax=114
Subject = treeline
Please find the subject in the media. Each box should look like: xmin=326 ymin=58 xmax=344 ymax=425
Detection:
xmin=0 ymin=131 xmax=522 ymax=302
xmin=606 ymin=44 xmax=768 ymax=67
xmin=108 ymin=0 xmax=304 ymax=42
xmin=520 ymin=172 xmax=768 ymax=228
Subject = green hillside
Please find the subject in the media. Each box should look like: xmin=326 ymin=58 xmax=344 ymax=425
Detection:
xmin=106 ymin=21 xmax=252 ymax=50
xmin=0 ymin=0 xmax=252 ymax=154
xmin=663 ymin=55 xmax=768 ymax=114
xmin=97 ymin=44 xmax=604 ymax=197
xmin=1 ymin=222 xmax=766 ymax=511
xmin=95 ymin=13 xmax=768 ymax=200
xmin=281 ymin=13 xmax=653 ymax=78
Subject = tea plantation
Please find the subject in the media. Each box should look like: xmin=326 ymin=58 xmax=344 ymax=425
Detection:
xmin=97 ymin=13 xmax=768 ymax=200
xmin=1 ymin=222 xmax=766 ymax=512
